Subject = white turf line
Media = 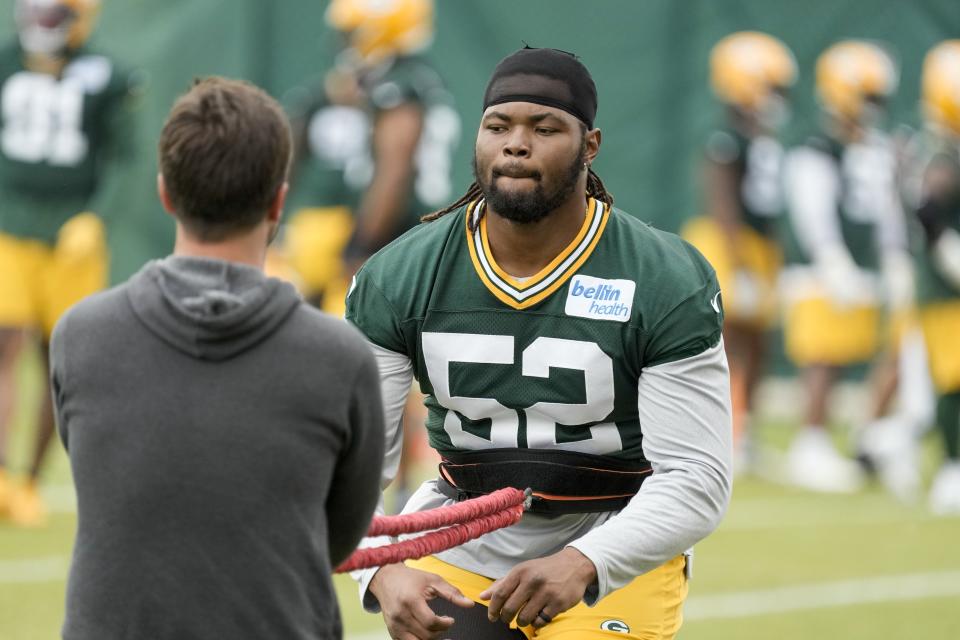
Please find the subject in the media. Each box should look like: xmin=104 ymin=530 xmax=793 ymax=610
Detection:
xmin=4 ymin=561 xmax=960 ymax=629
xmin=343 ymin=571 xmax=960 ymax=639
xmin=0 ymin=556 xmax=69 ymax=584
xmin=41 ymin=484 xmax=76 ymax=514
xmin=681 ymin=571 xmax=960 ymax=621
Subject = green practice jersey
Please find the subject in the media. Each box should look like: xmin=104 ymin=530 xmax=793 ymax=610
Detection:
xmin=782 ymin=132 xmax=899 ymax=272
xmin=914 ymin=143 xmax=960 ymax=304
xmin=346 ymin=198 xmax=723 ymax=463
xmin=289 ymin=55 xmax=459 ymax=231
xmin=705 ymin=127 xmax=785 ymax=237
xmin=0 ymin=43 xmax=138 ymax=244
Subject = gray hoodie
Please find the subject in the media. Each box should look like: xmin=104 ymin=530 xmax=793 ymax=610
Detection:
xmin=51 ymin=256 xmax=384 ymax=640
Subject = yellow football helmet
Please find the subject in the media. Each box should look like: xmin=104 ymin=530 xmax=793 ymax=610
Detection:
xmin=15 ymin=0 xmax=101 ymax=55
xmin=710 ymin=31 xmax=797 ymax=112
xmin=326 ymin=0 xmax=433 ymax=65
xmin=921 ymin=40 xmax=960 ymax=137
xmin=816 ymin=40 xmax=898 ymax=122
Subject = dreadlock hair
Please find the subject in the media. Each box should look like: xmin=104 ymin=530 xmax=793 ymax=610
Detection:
xmin=587 ymin=168 xmax=614 ymax=211
xmin=420 ymin=182 xmax=483 ymax=226
xmin=421 ymin=167 xmax=614 ymax=232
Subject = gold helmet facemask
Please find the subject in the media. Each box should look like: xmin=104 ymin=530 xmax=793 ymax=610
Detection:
xmin=710 ymin=31 xmax=797 ymax=128
xmin=816 ymin=40 xmax=898 ymax=125
xmin=922 ymin=40 xmax=960 ymax=137
xmin=326 ymin=0 xmax=433 ymax=66
xmin=15 ymin=0 xmax=101 ymax=56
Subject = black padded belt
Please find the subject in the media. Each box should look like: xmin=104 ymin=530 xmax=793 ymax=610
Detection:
xmin=437 ymin=448 xmax=652 ymax=515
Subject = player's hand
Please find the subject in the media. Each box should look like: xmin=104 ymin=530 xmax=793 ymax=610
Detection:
xmin=355 ymin=212 xmax=395 ymax=254
xmin=479 ymin=546 xmax=597 ymax=629
xmin=369 ymin=563 xmax=474 ymax=640
xmin=56 ymin=212 xmax=105 ymax=263
xmin=816 ymin=245 xmax=866 ymax=308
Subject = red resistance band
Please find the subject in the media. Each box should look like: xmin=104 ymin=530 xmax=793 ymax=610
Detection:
xmin=334 ymin=487 xmax=528 ymax=573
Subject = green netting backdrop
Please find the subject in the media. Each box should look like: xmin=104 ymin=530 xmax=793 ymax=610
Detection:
xmin=0 ymin=0 xmax=957 ymax=281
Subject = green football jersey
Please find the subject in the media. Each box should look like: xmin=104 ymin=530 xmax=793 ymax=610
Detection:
xmin=914 ymin=144 xmax=960 ymax=305
xmin=782 ymin=132 xmax=897 ymax=272
xmin=346 ymin=198 xmax=723 ymax=464
xmin=287 ymin=92 xmax=369 ymax=213
xmin=288 ymin=55 xmax=459 ymax=231
xmin=0 ymin=43 xmax=138 ymax=244
xmin=705 ymin=127 xmax=785 ymax=237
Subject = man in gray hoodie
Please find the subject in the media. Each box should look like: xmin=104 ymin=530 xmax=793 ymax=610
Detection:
xmin=49 ymin=77 xmax=385 ymax=640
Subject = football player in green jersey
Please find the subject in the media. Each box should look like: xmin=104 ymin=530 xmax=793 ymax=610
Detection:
xmin=780 ymin=40 xmax=912 ymax=494
xmin=346 ymin=46 xmax=732 ymax=640
xmin=683 ymin=31 xmax=796 ymax=473
xmin=910 ymin=41 xmax=960 ymax=514
xmin=0 ymin=0 xmax=139 ymax=526
xmin=281 ymin=0 xmax=458 ymax=515
xmin=281 ymin=0 xmax=459 ymax=316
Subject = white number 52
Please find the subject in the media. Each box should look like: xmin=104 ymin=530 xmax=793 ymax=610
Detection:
xmin=422 ymin=332 xmax=622 ymax=454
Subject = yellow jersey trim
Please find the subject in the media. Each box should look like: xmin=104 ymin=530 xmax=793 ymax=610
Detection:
xmin=465 ymin=198 xmax=609 ymax=310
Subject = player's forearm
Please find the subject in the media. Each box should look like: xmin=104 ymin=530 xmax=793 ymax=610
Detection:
xmin=353 ymin=168 xmax=415 ymax=252
xmin=705 ymin=160 xmax=744 ymax=242
xmin=568 ymin=340 xmax=732 ymax=603
xmin=785 ymin=148 xmax=868 ymax=304
xmin=881 ymin=249 xmax=915 ymax=310
xmin=567 ymin=458 xmax=730 ymax=603
xmin=785 ymin=148 xmax=843 ymax=258
xmin=354 ymin=109 xmax=421 ymax=254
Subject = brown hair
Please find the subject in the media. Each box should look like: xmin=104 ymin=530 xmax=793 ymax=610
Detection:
xmin=158 ymin=77 xmax=292 ymax=241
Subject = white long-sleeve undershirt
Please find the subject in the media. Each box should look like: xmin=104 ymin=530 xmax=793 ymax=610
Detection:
xmin=353 ymin=340 xmax=732 ymax=608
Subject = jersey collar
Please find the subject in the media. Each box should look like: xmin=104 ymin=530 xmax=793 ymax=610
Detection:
xmin=465 ymin=197 xmax=609 ymax=309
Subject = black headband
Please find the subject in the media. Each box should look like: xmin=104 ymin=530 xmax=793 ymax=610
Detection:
xmin=482 ymin=46 xmax=598 ymax=129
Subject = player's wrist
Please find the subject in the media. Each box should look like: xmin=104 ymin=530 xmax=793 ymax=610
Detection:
xmin=561 ymin=546 xmax=598 ymax=587
xmin=368 ymin=562 xmax=408 ymax=601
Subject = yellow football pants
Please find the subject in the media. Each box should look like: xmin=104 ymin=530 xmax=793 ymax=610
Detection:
xmin=0 ymin=213 xmax=107 ymax=338
xmin=919 ymin=301 xmax=960 ymax=393
xmin=681 ymin=216 xmax=781 ymax=328
xmin=784 ymin=296 xmax=880 ymax=367
xmin=407 ymin=554 xmax=687 ymax=639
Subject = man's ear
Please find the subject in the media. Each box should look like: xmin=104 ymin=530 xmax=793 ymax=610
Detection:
xmin=157 ymin=174 xmax=176 ymax=215
xmin=584 ymin=128 xmax=601 ymax=166
xmin=267 ymin=182 xmax=289 ymax=224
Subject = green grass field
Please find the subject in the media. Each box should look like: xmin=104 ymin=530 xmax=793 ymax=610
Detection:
xmin=2 ymin=346 xmax=960 ymax=639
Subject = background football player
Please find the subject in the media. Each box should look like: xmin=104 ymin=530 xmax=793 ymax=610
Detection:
xmin=780 ymin=40 xmax=910 ymax=493
xmin=905 ymin=40 xmax=960 ymax=514
xmin=683 ymin=31 xmax=796 ymax=473
xmin=0 ymin=0 xmax=139 ymax=526
xmin=282 ymin=0 xmax=459 ymax=314
xmin=280 ymin=0 xmax=459 ymax=512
